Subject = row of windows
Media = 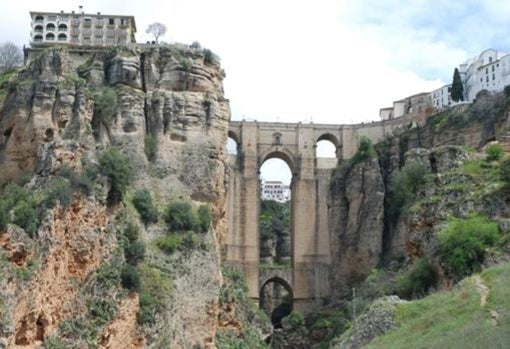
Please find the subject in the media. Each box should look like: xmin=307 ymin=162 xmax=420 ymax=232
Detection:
xmin=35 ymin=15 xmax=129 ymax=26
xmin=34 ymin=33 xmax=125 ymax=44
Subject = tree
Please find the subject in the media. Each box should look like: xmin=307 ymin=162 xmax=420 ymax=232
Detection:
xmin=451 ymin=67 xmax=464 ymax=102
xmin=0 ymin=42 xmax=23 ymax=72
xmin=146 ymin=22 xmax=167 ymax=44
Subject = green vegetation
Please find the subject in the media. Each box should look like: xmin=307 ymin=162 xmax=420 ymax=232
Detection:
xmin=164 ymin=201 xmax=197 ymax=231
xmin=94 ymin=86 xmax=117 ymax=122
xmin=45 ymin=177 xmax=73 ymax=208
xmin=203 ymin=48 xmax=219 ymax=65
xmin=367 ymin=263 xmax=510 ymax=349
xmin=132 ymin=189 xmax=158 ymax=225
xmin=156 ymin=231 xmax=205 ymax=254
xmin=500 ymin=156 xmax=510 ymax=186
xmin=438 ymin=215 xmax=500 ymax=280
xmin=98 ymin=148 xmax=133 ymax=204
xmin=389 ymin=162 xmax=430 ymax=218
xmin=287 ymin=311 xmax=305 ymax=327
xmin=350 ymin=136 xmax=376 ymax=165
xmin=137 ymin=264 xmax=172 ymax=324
xmin=395 ymin=258 xmax=438 ymax=299
xmin=485 ymin=143 xmax=504 ymax=161
xmin=0 ymin=183 xmax=41 ymax=237
xmin=121 ymin=264 xmax=141 ymax=291
xmin=197 ymin=204 xmax=212 ymax=233
xmin=451 ymin=67 xmax=464 ymax=102
xmin=144 ymin=134 xmax=158 ymax=161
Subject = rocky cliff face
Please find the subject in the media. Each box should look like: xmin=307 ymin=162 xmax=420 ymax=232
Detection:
xmin=328 ymin=157 xmax=385 ymax=294
xmin=0 ymin=45 xmax=230 ymax=348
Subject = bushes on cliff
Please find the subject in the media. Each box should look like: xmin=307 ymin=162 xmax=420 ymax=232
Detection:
xmin=94 ymin=86 xmax=117 ymax=122
xmin=144 ymin=134 xmax=158 ymax=162
xmin=132 ymin=189 xmax=158 ymax=225
xmin=350 ymin=136 xmax=376 ymax=165
xmin=388 ymin=162 xmax=430 ymax=218
xmin=500 ymin=156 xmax=510 ymax=186
xmin=485 ymin=144 xmax=504 ymax=161
xmin=99 ymin=148 xmax=133 ymax=204
xmin=137 ymin=264 xmax=172 ymax=324
xmin=0 ymin=183 xmax=41 ymax=237
xmin=164 ymin=201 xmax=197 ymax=231
xmin=438 ymin=215 xmax=500 ymax=280
xmin=395 ymin=258 xmax=438 ymax=299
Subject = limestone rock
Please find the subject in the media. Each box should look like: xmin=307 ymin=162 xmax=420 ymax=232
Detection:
xmin=329 ymin=157 xmax=385 ymax=294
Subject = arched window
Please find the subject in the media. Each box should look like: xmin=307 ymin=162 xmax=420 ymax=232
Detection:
xmin=46 ymin=23 xmax=55 ymax=32
xmin=35 ymin=15 xmax=44 ymax=23
xmin=58 ymin=33 xmax=67 ymax=42
xmin=58 ymin=24 xmax=68 ymax=32
xmin=45 ymin=33 xmax=55 ymax=41
xmin=34 ymin=25 xmax=43 ymax=33
xmin=34 ymin=34 xmax=43 ymax=42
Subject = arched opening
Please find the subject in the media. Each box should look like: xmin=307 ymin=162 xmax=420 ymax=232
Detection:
xmin=46 ymin=23 xmax=55 ymax=32
xmin=35 ymin=15 xmax=44 ymax=23
xmin=58 ymin=33 xmax=67 ymax=42
xmin=45 ymin=33 xmax=55 ymax=41
xmin=226 ymin=138 xmax=238 ymax=155
xmin=259 ymin=277 xmax=293 ymax=328
xmin=316 ymin=134 xmax=339 ymax=167
xmin=34 ymin=34 xmax=43 ymax=43
xmin=259 ymin=155 xmax=292 ymax=270
xmin=34 ymin=25 xmax=43 ymax=33
xmin=58 ymin=24 xmax=68 ymax=32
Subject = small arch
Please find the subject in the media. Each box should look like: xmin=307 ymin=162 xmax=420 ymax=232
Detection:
xmin=317 ymin=133 xmax=339 ymax=148
xmin=227 ymin=130 xmax=240 ymax=155
xmin=34 ymin=25 xmax=43 ymax=33
xmin=227 ymin=130 xmax=240 ymax=146
xmin=58 ymin=33 xmax=67 ymax=42
xmin=35 ymin=15 xmax=44 ymax=23
xmin=46 ymin=23 xmax=55 ymax=31
xmin=45 ymin=33 xmax=55 ymax=41
xmin=58 ymin=24 xmax=68 ymax=31
xmin=259 ymin=277 xmax=293 ymax=328
xmin=33 ymin=34 xmax=43 ymax=42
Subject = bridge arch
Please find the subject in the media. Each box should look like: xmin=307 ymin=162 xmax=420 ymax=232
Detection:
xmin=316 ymin=133 xmax=339 ymax=148
xmin=259 ymin=276 xmax=293 ymax=327
xmin=259 ymin=148 xmax=296 ymax=176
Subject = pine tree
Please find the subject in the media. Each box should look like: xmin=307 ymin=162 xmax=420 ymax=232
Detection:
xmin=451 ymin=68 xmax=464 ymax=102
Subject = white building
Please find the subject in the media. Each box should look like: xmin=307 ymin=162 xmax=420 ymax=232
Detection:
xmin=429 ymin=84 xmax=461 ymax=110
xmin=260 ymin=181 xmax=291 ymax=203
xmin=459 ymin=49 xmax=510 ymax=102
xmin=30 ymin=10 xmax=136 ymax=47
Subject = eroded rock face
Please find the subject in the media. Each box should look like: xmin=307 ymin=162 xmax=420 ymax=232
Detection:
xmin=0 ymin=46 xmax=231 ymax=348
xmin=329 ymin=157 xmax=385 ymax=295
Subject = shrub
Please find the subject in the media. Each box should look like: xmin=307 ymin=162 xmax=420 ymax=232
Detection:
xmin=88 ymin=298 xmax=117 ymax=326
xmin=138 ymin=264 xmax=172 ymax=324
xmin=197 ymin=204 xmax=212 ymax=233
xmin=99 ymin=148 xmax=133 ymax=204
xmin=396 ymin=258 xmax=438 ymax=299
xmin=94 ymin=86 xmax=117 ymax=122
xmin=500 ymin=157 xmax=510 ymax=185
xmin=164 ymin=201 xmax=197 ymax=232
xmin=45 ymin=178 xmax=73 ymax=208
xmin=132 ymin=189 xmax=158 ymax=225
xmin=389 ymin=162 xmax=429 ymax=218
xmin=156 ymin=234 xmax=183 ymax=254
xmin=144 ymin=134 xmax=158 ymax=162
xmin=121 ymin=264 xmax=141 ymax=291
xmin=438 ymin=215 xmax=500 ymax=279
xmin=350 ymin=136 xmax=376 ymax=165
xmin=12 ymin=201 xmax=39 ymax=237
xmin=95 ymin=262 xmax=122 ymax=289
xmin=125 ymin=241 xmax=146 ymax=266
xmin=286 ymin=311 xmax=305 ymax=327
xmin=123 ymin=221 xmax=140 ymax=243
xmin=485 ymin=144 xmax=504 ymax=161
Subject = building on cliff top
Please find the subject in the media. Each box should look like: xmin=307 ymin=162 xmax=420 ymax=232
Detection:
xmin=29 ymin=10 xmax=136 ymax=48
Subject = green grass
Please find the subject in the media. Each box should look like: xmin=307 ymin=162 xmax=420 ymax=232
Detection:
xmin=366 ymin=263 xmax=510 ymax=349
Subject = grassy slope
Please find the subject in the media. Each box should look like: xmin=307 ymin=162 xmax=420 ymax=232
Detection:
xmin=366 ymin=263 xmax=510 ymax=349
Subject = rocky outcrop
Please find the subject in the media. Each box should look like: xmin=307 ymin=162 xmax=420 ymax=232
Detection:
xmin=0 ymin=45 xmax=231 ymax=348
xmin=329 ymin=157 xmax=385 ymax=294
xmin=332 ymin=296 xmax=406 ymax=349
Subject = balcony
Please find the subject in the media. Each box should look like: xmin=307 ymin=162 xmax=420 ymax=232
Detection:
xmin=95 ymin=20 xmax=104 ymax=27
xmin=71 ymin=20 xmax=80 ymax=26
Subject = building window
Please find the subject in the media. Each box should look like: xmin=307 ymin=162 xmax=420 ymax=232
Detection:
xmin=83 ymin=37 xmax=91 ymax=45
xmin=58 ymin=33 xmax=67 ymax=41
xmin=45 ymin=33 xmax=55 ymax=41
xmin=489 ymin=57 xmax=493 ymax=63
xmin=120 ymin=18 xmax=127 ymax=26
xmin=46 ymin=23 xmax=55 ymax=31
xmin=493 ymin=74 xmax=495 ymax=80
xmin=60 ymin=15 xmax=68 ymax=21
xmin=34 ymin=25 xmax=43 ymax=33
xmin=35 ymin=15 xmax=44 ymax=23
xmin=486 ymin=67 xmax=488 ymax=74
xmin=95 ymin=29 xmax=103 ymax=35
xmin=83 ymin=18 xmax=92 ymax=27
xmin=96 ymin=19 xmax=104 ymax=26
xmin=33 ymin=34 xmax=43 ymax=42
xmin=492 ymin=65 xmax=495 ymax=72
xmin=71 ymin=36 xmax=79 ymax=43
xmin=109 ymin=18 xmax=115 ymax=25
xmin=486 ymin=76 xmax=489 ymax=82
xmin=95 ymin=36 xmax=103 ymax=44
xmin=48 ymin=15 xmax=57 ymax=21
xmin=58 ymin=24 xmax=68 ymax=31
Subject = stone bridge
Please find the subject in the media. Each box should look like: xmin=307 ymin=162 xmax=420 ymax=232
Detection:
xmin=225 ymin=115 xmax=427 ymax=311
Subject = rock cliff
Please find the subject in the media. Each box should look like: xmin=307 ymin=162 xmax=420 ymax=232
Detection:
xmin=0 ymin=45 xmax=231 ymax=348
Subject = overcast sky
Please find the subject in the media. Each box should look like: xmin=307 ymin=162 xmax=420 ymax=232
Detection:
xmin=4 ymin=0 xmax=510 ymax=183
